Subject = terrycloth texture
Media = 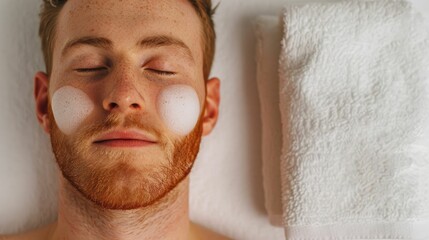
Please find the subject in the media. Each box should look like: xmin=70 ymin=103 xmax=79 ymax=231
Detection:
xmin=253 ymin=15 xmax=283 ymax=227
xmin=279 ymin=0 xmax=429 ymax=239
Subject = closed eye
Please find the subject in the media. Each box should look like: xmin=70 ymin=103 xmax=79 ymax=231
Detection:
xmin=74 ymin=67 xmax=107 ymax=73
xmin=147 ymin=69 xmax=176 ymax=76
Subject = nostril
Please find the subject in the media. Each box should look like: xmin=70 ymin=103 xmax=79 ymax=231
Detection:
xmin=109 ymin=102 xmax=119 ymax=109
xmin=104 ymin=100 xmax=142 ymax=111
xmin=130 ymin=103 xmax=140 ymax=109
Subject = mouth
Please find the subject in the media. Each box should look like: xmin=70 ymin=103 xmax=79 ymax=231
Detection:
xmin=93 ymin=129 xmax=157 ymax=148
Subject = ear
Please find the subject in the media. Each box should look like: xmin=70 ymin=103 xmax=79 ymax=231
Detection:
xmin=202 ymin=77 xmax=220 ymax=137
xmin=34 ymin=71 xmax=51 ymax=134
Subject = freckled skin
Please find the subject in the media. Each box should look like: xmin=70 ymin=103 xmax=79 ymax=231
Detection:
xmin=27 ymin=0 xmax=224 ymax=239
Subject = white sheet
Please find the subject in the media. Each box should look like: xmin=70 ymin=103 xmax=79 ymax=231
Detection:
xmin=1 ymin=0 xmax=429 ymax=240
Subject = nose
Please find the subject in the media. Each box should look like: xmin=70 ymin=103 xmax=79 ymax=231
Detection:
xmin=102 ymin=70 xmax=145 ymax=114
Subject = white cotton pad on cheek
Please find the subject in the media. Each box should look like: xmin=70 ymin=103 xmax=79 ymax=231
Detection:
xmin=51 ymin=86 xmax=95 ymax=135
xmin=157 ymin=84 xmax=201 ymax=136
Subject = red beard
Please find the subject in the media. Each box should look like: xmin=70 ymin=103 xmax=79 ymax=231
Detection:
xmin=48 ymin=103 xmax=204 ymax=210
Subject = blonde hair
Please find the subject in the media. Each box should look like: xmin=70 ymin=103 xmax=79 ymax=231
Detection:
xmin=39 ymin=0 xmax=217 ymax=79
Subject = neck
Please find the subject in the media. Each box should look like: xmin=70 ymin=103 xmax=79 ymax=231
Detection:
xmin=49 ymin=172 xmax=190 ymax=240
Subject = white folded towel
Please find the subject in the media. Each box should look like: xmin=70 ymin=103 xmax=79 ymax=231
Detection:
xmin=279 ymin=0 xmax=429 ymax=239
xmin=253 ymin=15 xmax=283 ymax=227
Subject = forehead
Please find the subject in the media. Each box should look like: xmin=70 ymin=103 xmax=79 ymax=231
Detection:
xmin=54 ymin=0 xmax=203 ymax=62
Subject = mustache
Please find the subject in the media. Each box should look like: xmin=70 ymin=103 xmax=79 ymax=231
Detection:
xmin=71 ymin=113 xmax=163 ymax=144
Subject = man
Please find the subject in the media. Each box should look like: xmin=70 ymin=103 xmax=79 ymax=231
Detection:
xmin=1 ymin=0 xmax=227 ymax=239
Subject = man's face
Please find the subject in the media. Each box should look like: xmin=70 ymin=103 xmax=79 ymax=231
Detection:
xmin=46 ymin=0 xmax=207 ymax=210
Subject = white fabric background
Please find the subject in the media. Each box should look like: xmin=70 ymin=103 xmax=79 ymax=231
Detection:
xmin=1 ymin=1 xmax=429 ymax=240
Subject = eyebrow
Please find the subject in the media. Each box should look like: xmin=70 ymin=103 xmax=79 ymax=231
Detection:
xmin=61 ymin=37 xmax=112 ymax=57
xmin=61 ymin=35 xmax=195 ymax=62
xmin=138 ymin=35 xmax=194 ymax=62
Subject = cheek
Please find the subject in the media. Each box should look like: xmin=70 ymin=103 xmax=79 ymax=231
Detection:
xmin=51 ymin=86 xmax=94 ymax=135
xmin=157 ymin=84 xmax=201 ymax=136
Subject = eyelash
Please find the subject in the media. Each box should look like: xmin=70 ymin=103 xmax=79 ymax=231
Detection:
xmin=147 ymin=69 xmax=176 ymax=76
xmin=75 ymin=67 xmax=107 ymax=73
xmin=74 ymin=68 xmax=176 ymax=76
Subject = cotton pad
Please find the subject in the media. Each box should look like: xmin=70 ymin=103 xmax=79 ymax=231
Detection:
xmin=51 ymin=86 xmax=94 ymax=135
xmin=157 ymin=84 xmax=200 ymax=136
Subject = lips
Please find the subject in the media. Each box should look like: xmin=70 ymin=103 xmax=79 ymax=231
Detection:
xmin=93 ymin=129 xmax=157 ymax=147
